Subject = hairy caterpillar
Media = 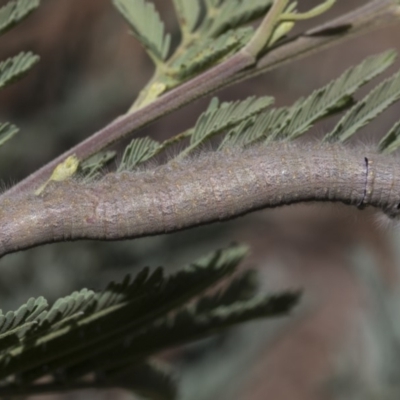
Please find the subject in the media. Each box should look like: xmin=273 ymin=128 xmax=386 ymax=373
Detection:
xmin=1 ymin=142 xmax=400 ymax=258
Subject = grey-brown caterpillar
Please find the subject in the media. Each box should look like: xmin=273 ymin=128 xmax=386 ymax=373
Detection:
xmin=1 ymin=142 xmax=400 ymax=258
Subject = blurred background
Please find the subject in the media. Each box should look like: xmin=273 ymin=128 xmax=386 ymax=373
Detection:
xmin=1 ymin=0 xmax=400 ymax=399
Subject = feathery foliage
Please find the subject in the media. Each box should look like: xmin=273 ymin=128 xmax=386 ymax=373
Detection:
xmin=0 ymin=246 xmax=299 ymax=397
xmin=277 ymin=50 xmax=396 ymax=141
xmin=113 ymin=0 xmax=171 ymax=62
xmin=215 ymin=50 xmax=400 ymax=148
xmin=0 ymin=297 xmax=47 ymax=348
xmin=116 ymin=95 xmax=273 ymax=170
xmin=0 ymin=0 xmax=40 ymax=35
xmin=0 ymin=247 xmax=246 ymax=371
xmin=124 ymin=0 xmax=277 ymax=108
xmin=219 ymin=106 xmax=288 ymax=148
xmin=62 ymin=290 xmax=299 ymax=380
xmin=325 ymin=70 xmax=400 ymax=142
xmin=0 ymin=1 xmax=40 ymax=150
xmin=117 ymin=50 xmax=400 ymax=168
xmin=216 ymin=49 xmax=395 ymax=148
xmin=177 ymin=95 xmax=274 ymax=158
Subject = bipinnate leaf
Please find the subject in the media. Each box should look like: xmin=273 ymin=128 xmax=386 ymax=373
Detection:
xmin=0 ymin=51 xmax=39 ymax=90
xmin=117 ymin=51 xmax=400 ymax=167
xmin=0 ymin=0 xmax=40 ymax=35
xmin=113 ymin=0 xmax=171 ymax=62
xmin=220 ymin=51 xmax=397 ymax=148
xmin=0 ymin=246 xmax=249 ymax=384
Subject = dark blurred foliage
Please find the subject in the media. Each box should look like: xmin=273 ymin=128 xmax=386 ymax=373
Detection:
xmin=1 ymin=0 xmax=400 ymax=399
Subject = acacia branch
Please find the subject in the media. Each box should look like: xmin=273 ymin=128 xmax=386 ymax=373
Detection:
xmin=3 ymin=0 xmax=399 ymax=197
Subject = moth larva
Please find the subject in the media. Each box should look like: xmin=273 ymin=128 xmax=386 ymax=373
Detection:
xmin=0 ymin=143 xmax=399 ymax=258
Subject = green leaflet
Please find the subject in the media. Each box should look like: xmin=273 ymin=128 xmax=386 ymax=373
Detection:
xmin=207 ymin=0 xmax=273 ymax=37
xmin=325 ymin=70 xmax=400 ymax=143
xmin=378 ymin=120 xmax=400 ymax=154
xmin=0 ymin=122 xmax=18 ymax=148
xmin=118 ymin=136 xmax=161 ymax=172
xmin=220 ymin=51 xmax=397 ymax=149
xmin=170 ymin=27 xmax=253 ymax=80
xmin=172 ymin=0 xmax=201 ymax=34
xmin=116 ymin=131 xmax=192 ymax=171
xmin=0 ymin=51 xmax=40 ymax=90
xmin=113 ymin=0 xmax=171 ymax=62
xmin=177 ymin=95 xmax=274 ymax=158
xmin=80 ymin=150 xmax=116 ymax=181
xmin=0 ymin=0 xmax=40 ymax=35
xmin=0 ymin=297 xmax=48 ymax=351
xmin=220 ymin=107 xmax=289 ymax=148
xmin=276 ymin=50 xmax=396 ymax=141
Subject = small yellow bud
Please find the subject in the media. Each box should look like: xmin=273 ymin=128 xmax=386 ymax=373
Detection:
xmin=35 ymin=155 xmax=79 ymax=195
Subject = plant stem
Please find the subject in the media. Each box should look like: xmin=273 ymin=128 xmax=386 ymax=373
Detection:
xmin=242 ymin=0 xmax=289 ymax=57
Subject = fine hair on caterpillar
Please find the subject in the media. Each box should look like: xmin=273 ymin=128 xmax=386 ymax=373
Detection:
xmin=1 ymin=141 xmax=400 ymax=258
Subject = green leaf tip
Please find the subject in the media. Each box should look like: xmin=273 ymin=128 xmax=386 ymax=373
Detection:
xmin=326 ymin=68 xmax=400 ymax=143
xmin=0 ymin=51 xmax=40 ymax=90
xmin=113 ymin=0 xmax=171 ymax=62
xmin=0 ymin=0 xmax=40 ymax=35
xmin=0 ymin=122 xmax=18 ymax=148
xmin=172 ymin=0 xmax=201 ymax=34
xmin=378 ymin=120 xmax=400 ymax=154
xmin=274 ymin=49 xmax=396 ymax=142
xmin=118 ymin=136 xmax=160 ymax=172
